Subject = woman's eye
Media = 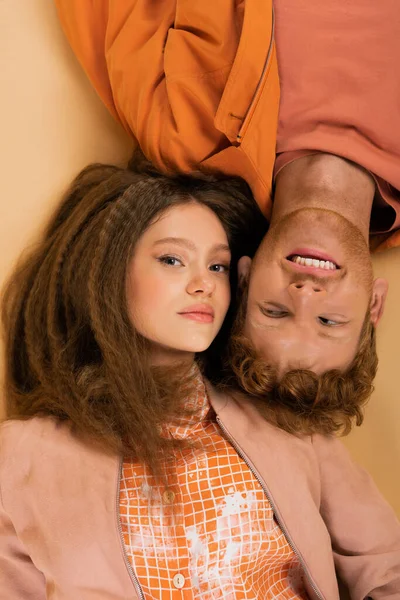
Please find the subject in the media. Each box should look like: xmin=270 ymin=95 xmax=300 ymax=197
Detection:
xmin=210 ymin=263 xmax=230 ymax=273
xmin=319 ymin=317 xmax=339 ymax=327
xmin=158 ymin=255 xmax=183 ymax=267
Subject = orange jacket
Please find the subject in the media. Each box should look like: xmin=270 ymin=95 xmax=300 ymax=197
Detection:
xmin=54 ymin=0 xmax=399 ymax=251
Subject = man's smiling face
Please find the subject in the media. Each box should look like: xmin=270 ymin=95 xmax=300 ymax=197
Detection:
xmin=240 ymin=208 xmax=388 ymax=376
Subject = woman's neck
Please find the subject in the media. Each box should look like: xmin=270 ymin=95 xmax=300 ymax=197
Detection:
xmin=149 ymin=347 xmax=195 ymax=367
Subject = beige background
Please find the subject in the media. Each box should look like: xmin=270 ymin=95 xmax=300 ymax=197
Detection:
xmin=1 ymin=0 xmax=399 ymax=516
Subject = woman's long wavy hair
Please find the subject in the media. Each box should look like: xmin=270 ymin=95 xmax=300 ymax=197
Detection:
xmin=2 ymin=155 xmax=265 ymax=473
xmin=222 ymin=286 xmax=378 ymax=436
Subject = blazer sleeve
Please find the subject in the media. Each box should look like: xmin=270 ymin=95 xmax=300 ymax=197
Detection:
xmin=0 ymin=491 xmax=46 ymax=600
xmin=53 ymin=0 xmax=236 ymax=174
xmin=312 ymin=434 xmax=400 ymax=599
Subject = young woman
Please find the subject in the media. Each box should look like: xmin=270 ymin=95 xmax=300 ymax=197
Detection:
xmin=0 ymin=160 xmax=399 ymax=600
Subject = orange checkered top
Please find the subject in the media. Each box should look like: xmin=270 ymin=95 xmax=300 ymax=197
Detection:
xmin=119 ymin=372 xmax=308 ymax=599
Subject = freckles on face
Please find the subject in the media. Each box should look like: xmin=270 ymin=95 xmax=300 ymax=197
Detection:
xmin=238 ymin=207 xmax=376 ymax=375
xmin=125 ymin=202 xmax=232 ymax=359
xmin=243 ymin=262 xmax=368 ymax=376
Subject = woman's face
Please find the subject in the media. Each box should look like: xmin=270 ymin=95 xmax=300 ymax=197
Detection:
xmin=126 ymin=202 xmax=231 ymax=363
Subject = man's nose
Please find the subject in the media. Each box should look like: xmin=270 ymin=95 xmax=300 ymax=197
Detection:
xmin=288 ymin=279 xmax=326 ymax=296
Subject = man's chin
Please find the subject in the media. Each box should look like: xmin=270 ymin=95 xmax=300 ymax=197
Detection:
xmin=261 ymin=207 xmax=372 ymax=276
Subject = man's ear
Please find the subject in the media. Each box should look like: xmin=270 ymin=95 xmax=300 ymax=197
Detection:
xmin=370 ymin=278 xmax=389 ymax=326
xmin=238 ymin=256 xmax=252 ymax=287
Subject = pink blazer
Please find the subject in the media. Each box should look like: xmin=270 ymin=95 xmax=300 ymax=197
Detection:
xmin=1 ymin=385 xmax=399 ymax=599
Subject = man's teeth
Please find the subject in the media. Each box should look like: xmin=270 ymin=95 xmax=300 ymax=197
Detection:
xmin=291 ymin=255 xmax=337 ymax=270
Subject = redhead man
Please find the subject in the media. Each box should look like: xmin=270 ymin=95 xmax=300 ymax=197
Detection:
xmin=55 ymin=0 xmax=398 ymax=383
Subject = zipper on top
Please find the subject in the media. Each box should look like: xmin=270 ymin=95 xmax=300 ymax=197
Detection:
xmin=237 ymin=6 xmax=275 ymax=143
xmin=216 ymin=416 xmax=325 ymax=600
xmin=115 ymin=419 xmax=324 ymax=600
xmin=116 ymin=457 xmax=145 ymax=600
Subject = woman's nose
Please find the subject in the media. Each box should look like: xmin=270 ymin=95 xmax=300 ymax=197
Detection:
xmin=186 ymin=272 xmax=215 ymax=296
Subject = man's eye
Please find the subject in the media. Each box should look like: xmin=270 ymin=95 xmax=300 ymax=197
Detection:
xmin=264 ymin=309 xmax=287 ymax=318
xmin=210 ymin=263 xmax=230 ymax=273
xmin=318 ymin=317 xmax=339 ymax=327
xmin=158 ymin=255 xmax=183 ymax=267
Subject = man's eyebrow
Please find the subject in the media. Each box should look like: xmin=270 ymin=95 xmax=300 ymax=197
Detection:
xmin=153 ymin=237 xmax=230 ymax=252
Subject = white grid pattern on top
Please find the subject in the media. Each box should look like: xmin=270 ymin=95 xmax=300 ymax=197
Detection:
xmin=120 ymin=377 xmax=308 ymax=600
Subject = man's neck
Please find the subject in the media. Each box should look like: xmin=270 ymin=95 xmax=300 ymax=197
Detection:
xmin=272 ymin=154 xmax=375 ymax=242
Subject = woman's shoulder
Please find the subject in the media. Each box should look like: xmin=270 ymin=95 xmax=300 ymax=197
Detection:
xmin=207 ymin=380 xmax=346 ymax=454
xmin=1 ymin=416 xmax=72 ymax=456
xmin=0 ymin=416 xmax=114 ymax=476
xmin=206 ymin=380 xmax=319 ymax=458
xmin=0 ymin=417 xmax=121 ymax=539
xmin=0 ymin=418 xmax=70 ymax=497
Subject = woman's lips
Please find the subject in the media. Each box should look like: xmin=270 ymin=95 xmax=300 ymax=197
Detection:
xmin=179 ymin=313 xmax=214 ymax=323
xmin=178 ymin=304 xmax=214 ymax=323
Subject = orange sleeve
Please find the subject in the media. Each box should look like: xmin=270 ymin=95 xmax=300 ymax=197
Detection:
xmin=54 ymin=0 xmax=239 ymax=175
xmin=376 ymin=231 xmax=400 ymax=252
xmin=370 ymin=230 xmax=400 ymax=253
xmin=54 ymin=0 xmax=119 ymax=123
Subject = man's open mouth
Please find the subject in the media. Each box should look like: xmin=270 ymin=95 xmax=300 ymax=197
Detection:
xmin=286 ymin=254 xmax=340 ymax=271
